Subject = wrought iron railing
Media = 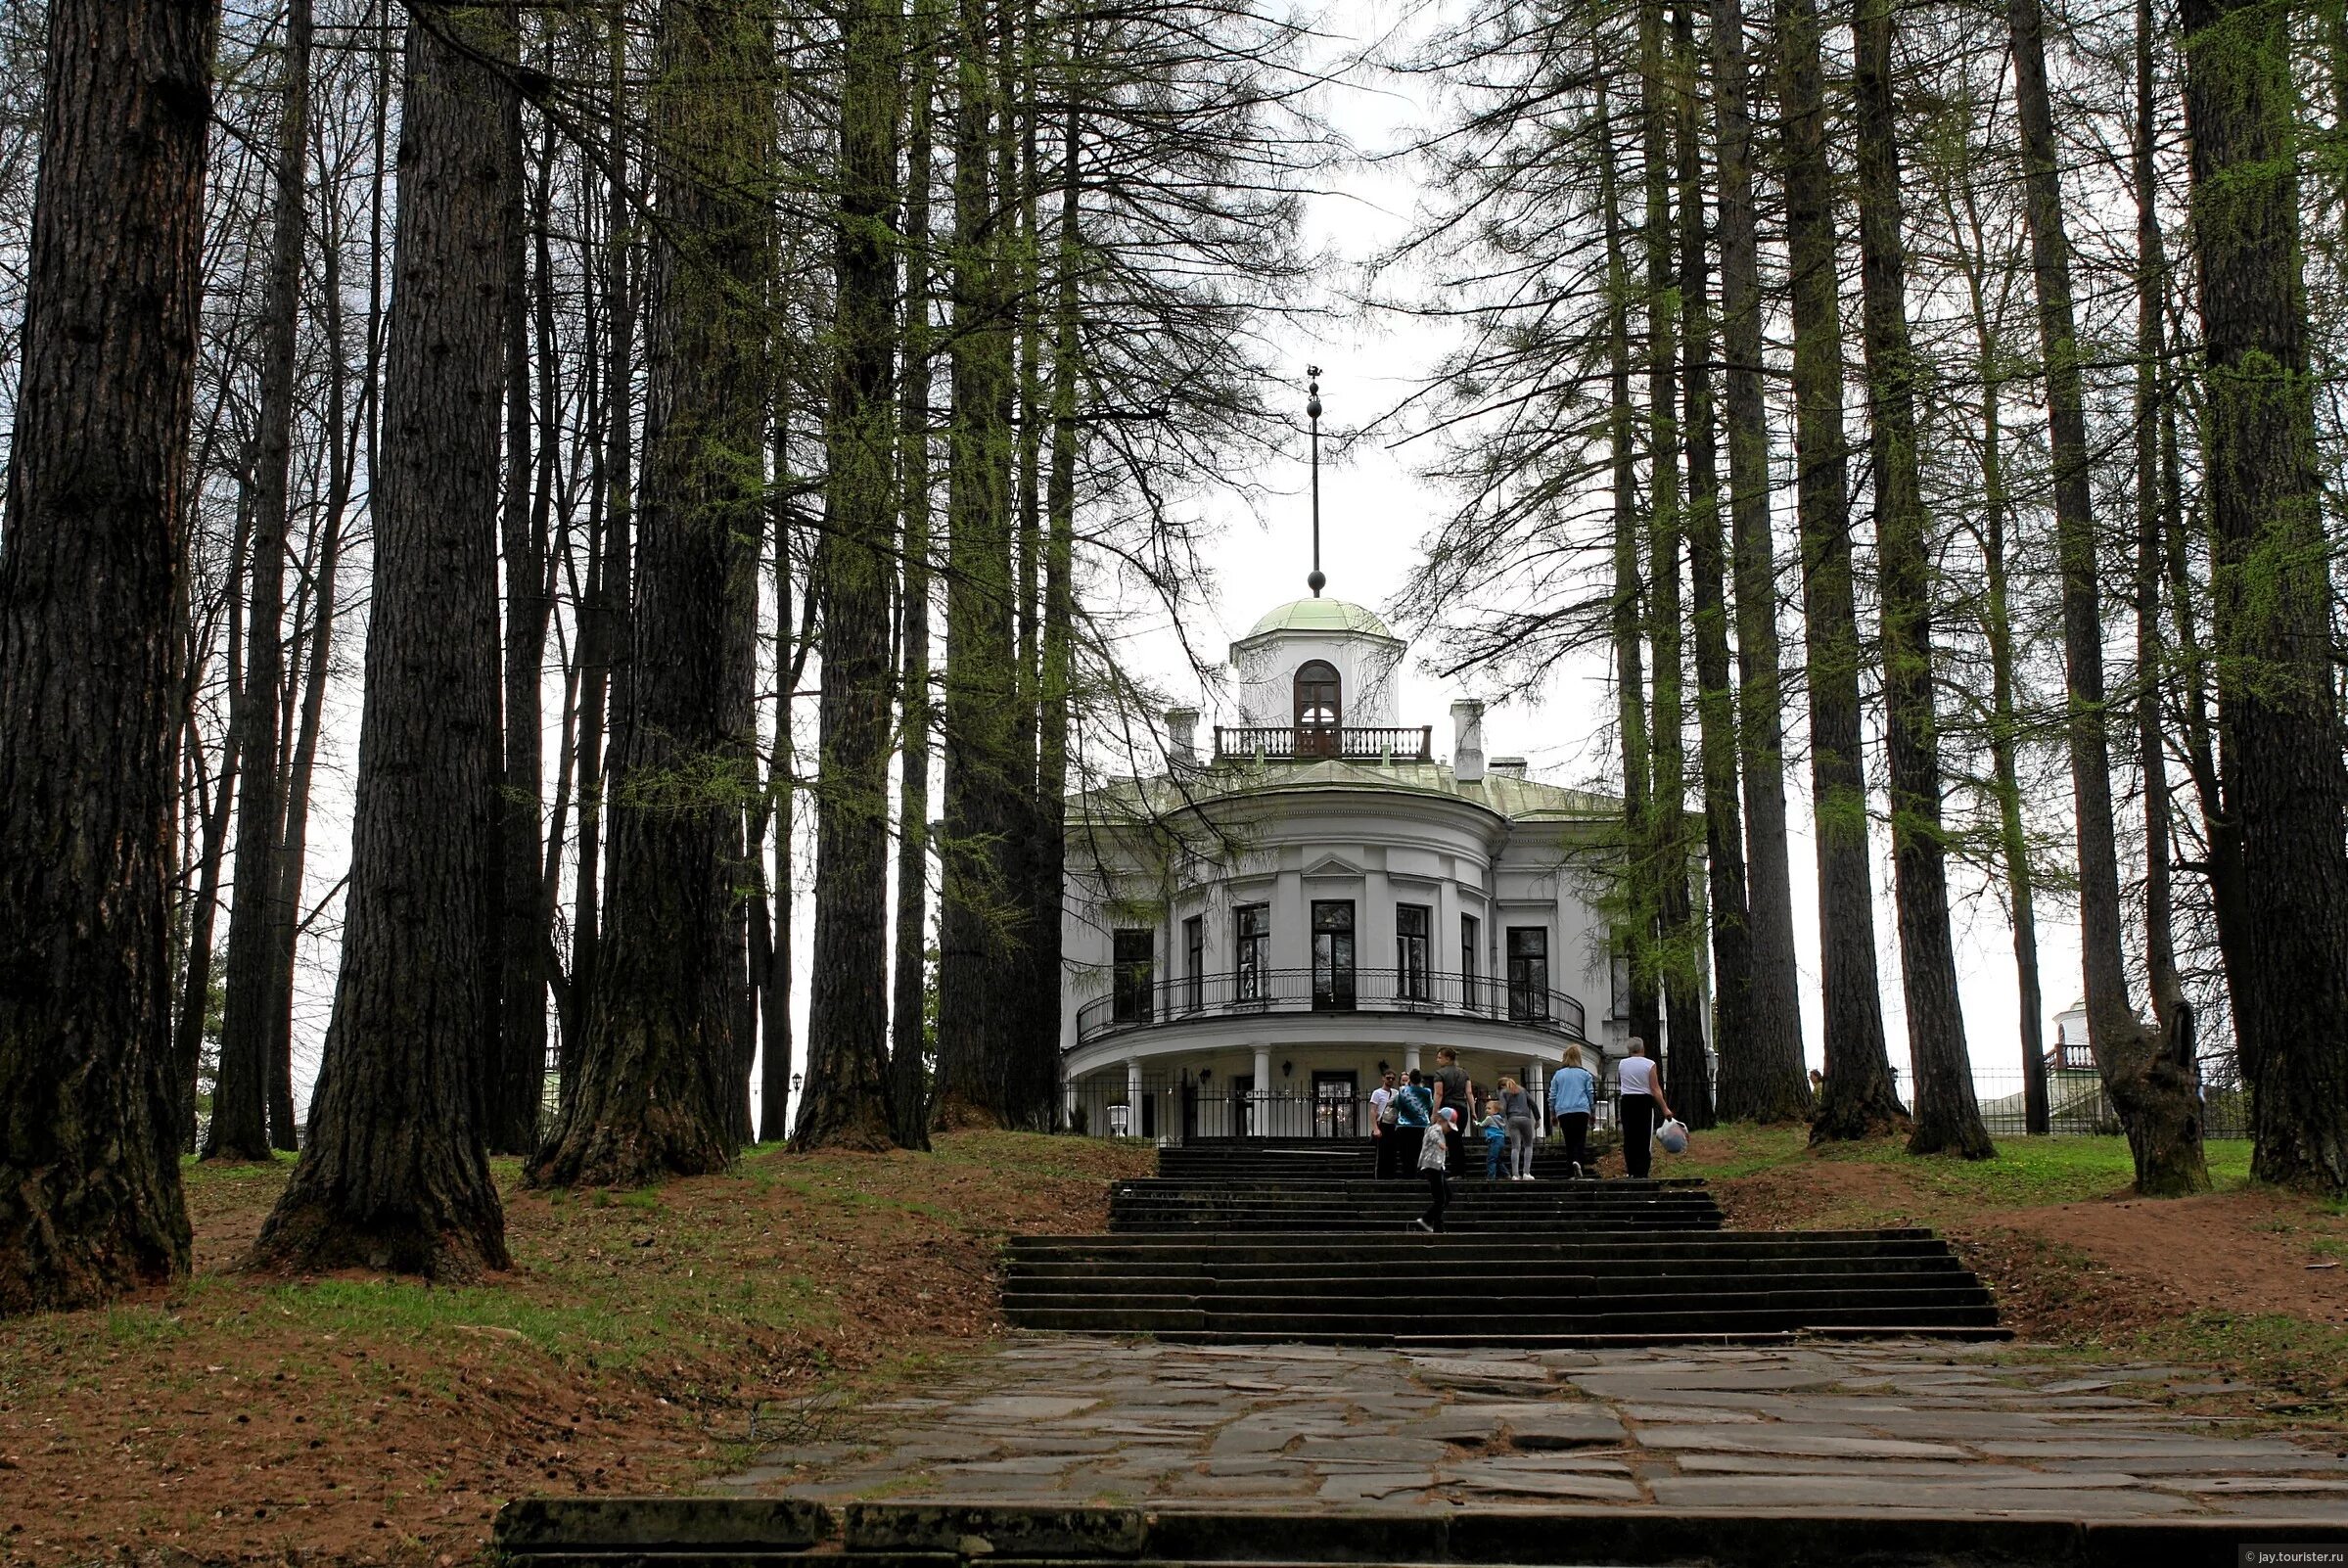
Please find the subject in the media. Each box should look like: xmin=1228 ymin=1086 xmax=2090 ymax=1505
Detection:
xmin=1075 ymin=965 xmax=1588 ymax=1048
xmin=1213 ymin=724 xmax=1433 ymax=761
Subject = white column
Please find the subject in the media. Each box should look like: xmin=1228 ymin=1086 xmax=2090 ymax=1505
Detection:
xmin=1527 ymin=1056 xmax=1543 ymax=1135
xmin=1065 ymin=1079 xmax=1080 ymax=1133
xmin=1127 ymin=1057 xmax=1144 ymax=1139
xmin=1254 ymin=1044 xmax=1272 ymax=1135
xmin=1404 ymin=1043 xmax=1422 ymax=1073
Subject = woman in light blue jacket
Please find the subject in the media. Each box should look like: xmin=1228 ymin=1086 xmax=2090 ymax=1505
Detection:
xmin=1547 ymin=1042 xmax=1596 ymax=1177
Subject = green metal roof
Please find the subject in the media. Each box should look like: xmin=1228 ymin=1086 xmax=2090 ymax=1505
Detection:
xmin=1244 ymin=596 xmax=1397 ymax=639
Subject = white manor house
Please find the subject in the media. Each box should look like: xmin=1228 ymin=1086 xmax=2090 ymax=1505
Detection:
xmin=1059 ymin=587 xmax=1667 ymax=1143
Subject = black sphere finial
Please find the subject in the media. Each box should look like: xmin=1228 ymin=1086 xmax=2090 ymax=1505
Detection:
xmin=1306 ymin=366 xmax=1324 ymax=597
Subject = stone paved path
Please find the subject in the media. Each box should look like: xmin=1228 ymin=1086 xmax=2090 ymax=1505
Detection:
xmin=718 ymin=1337 xmax=2348 ymax=1521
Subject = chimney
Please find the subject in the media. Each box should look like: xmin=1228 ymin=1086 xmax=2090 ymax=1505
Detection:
xmin=1450 ymin=700 xmax=1486 ymax=783
xmin=1166 ymin=707 xmax=1200 ymax=768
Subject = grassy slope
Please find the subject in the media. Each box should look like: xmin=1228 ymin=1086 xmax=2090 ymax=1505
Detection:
xmin=1662 ymin=1125 xmax=2348 ymax=1427
xmin=0 ymin=1133 xmax=1154 ymax=1568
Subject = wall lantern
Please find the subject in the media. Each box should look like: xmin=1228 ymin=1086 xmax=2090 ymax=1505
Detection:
xmin=1281 ymin=1059 xmax=1293 ymax=1078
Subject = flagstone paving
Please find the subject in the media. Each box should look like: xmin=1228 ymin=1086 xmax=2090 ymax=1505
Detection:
xmin=715 ymin=1337 xmax=2348 ymax=1520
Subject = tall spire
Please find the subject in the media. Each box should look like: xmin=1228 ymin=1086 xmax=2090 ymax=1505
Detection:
xmin=1307 ymin=365 xmax=1325 ymax=596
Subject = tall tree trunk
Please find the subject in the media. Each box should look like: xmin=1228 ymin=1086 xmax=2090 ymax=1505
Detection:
xmin=491 ymin=94 xmax=557 ymax=1155
xmin=535 ymin=0 xmax=772 ymax=1185
xmin=0 ymin=0 xmax=214 ymax=1314
xmin=215 ymin=0 xmax=311 ymax=1158
xmin=1676 ymin=0 xmax=1747 ymax=1134
xmin=1033 ymin=85 xmax=1082 ymax=1133
xmin=1851 ymin=0 xmax=1988 ymax=1158
xmin=796 ymin=0 xmax=903 ymax=1150
xmin=1708 ymin=0 xmax=1809 ymax=1122
xmin=1775 ymin=0 xmax=1904 ymax=1140
xmin=184 ymin=505 xmax=251 ymax=1158
xmin=755 ymin=484 xmax=804 ymax=1144
xmin=891 ymin=0 xmax=944 ymax=1151
xmin=2182 ymin=0 xmax=2348 ymax=1195
xmin=2134 ymin=0 xmax=2178 ymax=1034
xmin=935 ymin=0 xmax=1031 ymax=1127
xmin=251 ymin=2 xmax=514 ymax=1277
xmin=1641 ymin=0 xmax=1712 ymax=1130
xmin=1599 ymin=74 xmax=1658 ymax=1062
xmin=175 ymin=704 xmax=239 ymax=1155
xmin=1940 ymin=131 xmax=2048 ymax=1136
xmin=2012 ymin=0 xmax=2207 ymax=1192
xmin=568 ymin=3 xmax=635 ymax=1105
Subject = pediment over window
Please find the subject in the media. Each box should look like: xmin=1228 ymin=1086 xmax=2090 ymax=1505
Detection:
xmin=1303 ymin=853 xmax=1364 ymax=879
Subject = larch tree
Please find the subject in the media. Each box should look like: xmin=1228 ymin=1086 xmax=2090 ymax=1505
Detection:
xmin=0 ymin=0 xmax=218 ymax=1313
xmin=249 ymin=2 xmax=516 ymax=1277
xmin=1849 ymin=0 xmax=1989 ymax=1158
xmin=891 ymin=0 xmax=946 ymax=1152
xmin=2180 ymin=0 xmax=2348 ymax=1195
xmin=2009 ymin=0 xmax=2207 ymax=1192
xmin=1675 ymin=0 xmax=1751 ymax=1138
xmin=211 ymin=0 xmax=314 ymax=1162
xmin=798 ymin=0 xmax=906 ymax=1151
xmin=1708 ymin=0 xmax=1810 ymax=1122
xmin=1774 ymin=0 xmax=1906 ymax=1139
xmin=534 ymin=0 xmax=773 ymax=1186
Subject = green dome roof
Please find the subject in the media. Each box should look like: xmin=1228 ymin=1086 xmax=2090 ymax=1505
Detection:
xmin=1245 ymin=597 xmax=1395 ymax=639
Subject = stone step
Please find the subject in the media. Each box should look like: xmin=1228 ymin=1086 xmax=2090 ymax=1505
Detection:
xmin=1009 ymin=1227 xmax=1948 ymax=1258
xmin=1003 ymin=1279 xmax=1992 ymax=1317
xmin=497 ymin=1497 xmax=2335 ymax=1564
xmin=999 ymin=1258 xmax=1972 ymax=1276
xmin=1007 ymin=1298 xmax=2003 ymax=1337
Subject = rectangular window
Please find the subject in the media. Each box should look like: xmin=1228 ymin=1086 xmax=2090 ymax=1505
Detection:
xmin=1397 ymin=903 xmax=1430 ymax=999
xmin=1234 ymin=903 xmax=1269 ymax=1000
xmin=1460 ymin=913 xmax=1481 ymax=1009
xmin=1112 ymin=929 xmax=1155 ymax=1023
xmin=1312 ymin=899 xmax=1357 ymax=1010
xmin=1184 ymin=915 xmax=1204 ymax=1011
xmin=1507 ymin=926 xmax=1550 ymax=1021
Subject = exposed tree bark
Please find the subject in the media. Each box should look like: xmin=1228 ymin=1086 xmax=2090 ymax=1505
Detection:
xmin=214 ymin=0 xmax=311 ymax=1159
xmin=249 ymin=2 xmax=515 ymax=1278
xmin=2012 ymin=0 xmax=2207 ymax=1192
xmin=0 ymin=0 xmax=215 ymax=1314
xmin=1850 ymin=0 xmax=1988 ymax=1158
xmin=1707 ymin=0 xmax=1809 ymax=1122
xmin=796 ymin=0 xmax=904 ymax=1151
xmin=2181 ymin=0 xmax=2348 ymax=1195
xmin=890 ymin=0 xmax=944 ymax=1152
xmin=1774 ymin=0 xmax=1905 ymax=1140
xmin=535 ymin=0 xmax=772 ymax=1185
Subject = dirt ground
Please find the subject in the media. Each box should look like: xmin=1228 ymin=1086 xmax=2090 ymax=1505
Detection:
xmin=0 ymin=1134 xmax=1153 ymax=1568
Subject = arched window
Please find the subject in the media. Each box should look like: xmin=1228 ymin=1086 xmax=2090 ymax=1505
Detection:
xmin=1293 ymin=661 xmax=1342 ymax=755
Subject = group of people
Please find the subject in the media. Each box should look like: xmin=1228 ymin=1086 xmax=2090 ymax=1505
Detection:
xmin=1367 ymin=1038 xmax=1678 ymax=1233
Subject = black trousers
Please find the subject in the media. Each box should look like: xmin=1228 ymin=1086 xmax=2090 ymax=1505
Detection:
xmin=1374 ymin=1124 xmax=1400 ymax=1178
xmin=1622 ymin=1093 xmax=1657 ymax=1179
xmin=1420 ymin=1166 xmax=1450 ymax=1230
xmin=1558 ymin=1110 xmax=1590 ymax=1173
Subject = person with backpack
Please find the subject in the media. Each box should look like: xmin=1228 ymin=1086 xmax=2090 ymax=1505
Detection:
xmin=1392 ymin=1069 xmax=1433 ymax=1183
xmin=1548 ymin=1044 xmax=1596 ymax=1177
xmin=1615 ymin=1037 xmax=1674 ymax=1180
xmin=1415 ymin=1105 xmax=1456 ymax=1232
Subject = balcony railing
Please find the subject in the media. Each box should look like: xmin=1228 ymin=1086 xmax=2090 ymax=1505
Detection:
xmin=1076 ymin=965 xmax=1588 ymax=1049
xmin=1214 ymin=724 xmax=1433 ymax=761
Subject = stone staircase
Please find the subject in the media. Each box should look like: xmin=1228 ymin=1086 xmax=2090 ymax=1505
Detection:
xmin=999 ymin=1140 xmax=2005 ymax=1346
